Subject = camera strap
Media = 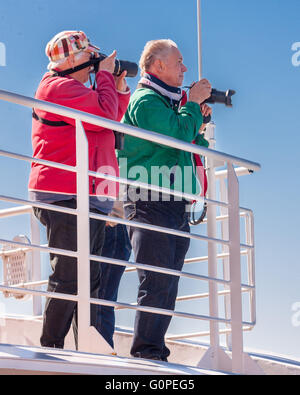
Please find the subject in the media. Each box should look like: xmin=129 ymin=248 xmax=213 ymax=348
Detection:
xmin=51 ymin=57 xmax=99 ymax=77
xmin=32 ymin=109 xmax=69 ymax=127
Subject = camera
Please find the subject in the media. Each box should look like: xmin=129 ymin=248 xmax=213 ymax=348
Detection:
xmin=88 ymin=53 xmax=138 ymax=150
xmin=201 ymin=88 xmax=235 ymax=123
xmin=90 ymin=52 xmax=138 ymax=78
xmin=204 ymin=88 xmax=236 ymax=107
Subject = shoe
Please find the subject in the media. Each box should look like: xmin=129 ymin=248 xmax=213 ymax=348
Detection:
xmin=133 ymin=352 xmax=168 ymax=362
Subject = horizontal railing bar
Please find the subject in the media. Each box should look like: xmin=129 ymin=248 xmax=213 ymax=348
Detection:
xmin=0 ymin=90 xmax=261 ymax=171
xmin=0 ymin=237 xmax=253 ymax=286
xmin=0 ymin=284 xmax=78 ymax=302
xmin=0 ymin=149 xmax=76 ymax=173
xmin=184 ymin=250 xmax=248 ymax=264
xmin=0 ymin=238 xmax=78 ymax=259
xmin=0 ymin=236 xmax=229 ymax=284
xmin=0 ymin=195 xmax=78 ymax=216
xmin=0 ymin=150 xmax=228 ymax=210
xmin=0 ymin=195 xmax=241 ymax=248
xmin=0 ymin=234 xmax=254 ymax=293
xmin=176 ymin=287 xmax=252 ymax=302
xmin=124 ymin=249 xmax=248 ymax=273
xmin=89 ymin=253 xmax=230 ymax=285
xmin=0 ymin=150 xmax=255 ymax=214
xmin=88 ymin=170 xmax=228 ymax=208
xmin=3 ymin=279 xmax=48 ymax=288
xmin=0 ymin=205 xmax=32 ymax=219
xmin=0 ymin=247 xmax=32 ymax=256
xmin=0 ymin=152 xmax=256 ymax=212
xmin=89 ymin=296 xmax=231 ymax=324
xmin=166 ymin=326 xmax=254 ymax=341
xmin=215 ymin=167 xmax=252 ymax=179
xmin=0 ymin=257 xmax=227 ymax=289
xmin=0 ymin=196 xmax=254 ymax=252
xmin=0 ymin=279 xmax=256 ymax=295
xmin=240 ymin=243 xmax=254 ymax=250
xmin=201 ymin=211 xmax=249 ymax=225
xmin=115 ymin=285 xmax=253 ymax=309
xmin=89 ymin=211 xmax=230 ymax=247
xmin=0 ymin=148 xmax=255 ymax=207
xmin=0 ymin=283 xmax=230 ymax=324
xmin=0 ymin=148 xmax=225 ymax=207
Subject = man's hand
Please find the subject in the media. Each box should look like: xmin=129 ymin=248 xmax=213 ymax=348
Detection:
xmin=199 ymin=103 xmax=212 ymax=131
xmin=200 ymin=103 xmax=212 ymax=118
xmin=99 ymin=50 xmax=117 ymax=74
xmin=188 ymin=79 xmax=212 ymax=105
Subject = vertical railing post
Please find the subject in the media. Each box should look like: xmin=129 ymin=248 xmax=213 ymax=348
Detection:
xmin=76 ymin=119 xmax=91 ymax=352
xmin=30 ymin=210 xmax=42 ymax=316
xmin=246 ymin=211 xmax=256 ymax=326
xmin=227 ymin=162 xmax=244 ymax=373
xmin=198 ymin=124 xmax=232 ymax=372
xmin=219 ymin=178 xmax=232 ymax=349
xmin=206 ymin=124 xmax=220 ymax=359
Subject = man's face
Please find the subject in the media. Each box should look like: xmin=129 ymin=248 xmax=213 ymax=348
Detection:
xmin=160 ymin=47 xmax=187 ymax=87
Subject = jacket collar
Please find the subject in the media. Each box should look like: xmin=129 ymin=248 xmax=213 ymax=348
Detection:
xmin=139 ymin=73 xmax=182 ymax=104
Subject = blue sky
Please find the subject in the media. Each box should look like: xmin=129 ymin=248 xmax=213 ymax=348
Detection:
xmin=0 ymin=0 xmax=299 ymax=360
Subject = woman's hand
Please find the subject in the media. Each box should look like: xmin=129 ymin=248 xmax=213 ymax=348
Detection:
xmin=99 ymin=50 xmax=117 ymax=74
xmin=114 ymin=70 xmax=128 ymax=92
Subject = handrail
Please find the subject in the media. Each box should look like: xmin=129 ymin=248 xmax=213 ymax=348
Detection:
xmin=0 ymin=88 xmax=260 ymax=374
xmin=0 ymin=193 xmax=256 ymax=250
xmin=0 ymin=89 xmax=261 ymax=172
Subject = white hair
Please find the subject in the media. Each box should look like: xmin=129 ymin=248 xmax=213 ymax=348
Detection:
xmin=47 ymin=51 xmax=88 ymax=70
xmin=139 ymin=39 xmax=178 ymax=76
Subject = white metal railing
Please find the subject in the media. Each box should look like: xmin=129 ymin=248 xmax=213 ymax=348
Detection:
xmin=0 ymin=88 xmax=261 ymax=374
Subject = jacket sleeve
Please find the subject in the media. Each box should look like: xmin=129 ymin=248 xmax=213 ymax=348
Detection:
xmin=45 ymin=71 xmax=120 ymax=132
xmin=116 ymin=90 xmax=131 ymax=122
xmin=194 ymin=132 xmax=209 ymax=147
xmin=130 ymin=94 xmax=203 ymax=144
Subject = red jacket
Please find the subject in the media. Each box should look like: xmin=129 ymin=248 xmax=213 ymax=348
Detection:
xmin=28 ymin=70 xmax=130 ymax=199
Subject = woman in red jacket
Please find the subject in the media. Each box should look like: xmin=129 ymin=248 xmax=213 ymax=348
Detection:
xmin=29 ymin=30 xmax=130 ymax=349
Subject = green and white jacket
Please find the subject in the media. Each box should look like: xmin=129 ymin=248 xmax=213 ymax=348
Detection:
xmin=118 ymin=83 xmax=209 ymax=196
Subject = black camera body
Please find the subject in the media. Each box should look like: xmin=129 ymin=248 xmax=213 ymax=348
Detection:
xmin=89 ymin=53 xmax=138 ymax=150
xmin=204 ymin=88 xmax=236 ymax=107
xmin=90 ymin=53 xmax=138 ymax=78
xmin=201 ymin=88 xmax=236 ymax=123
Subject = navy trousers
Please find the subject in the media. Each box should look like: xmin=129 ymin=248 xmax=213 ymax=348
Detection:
xmin=96 ymin=224 xmax=132 ymax=348
xmin=124 ymin=199 xmax=190 ymax=361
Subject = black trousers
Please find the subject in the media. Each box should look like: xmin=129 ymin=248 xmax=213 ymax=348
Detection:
xmin=33 ymin=199 xmax=106 ymax=349
xmin=124 ymin=199 xmax=190 ymax=360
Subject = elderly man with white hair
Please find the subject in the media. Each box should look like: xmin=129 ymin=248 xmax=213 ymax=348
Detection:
xmin=118 ymin=39 xmax=212 ymax=362
xmin=29 ymin=30 xmax=130 ymax=349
